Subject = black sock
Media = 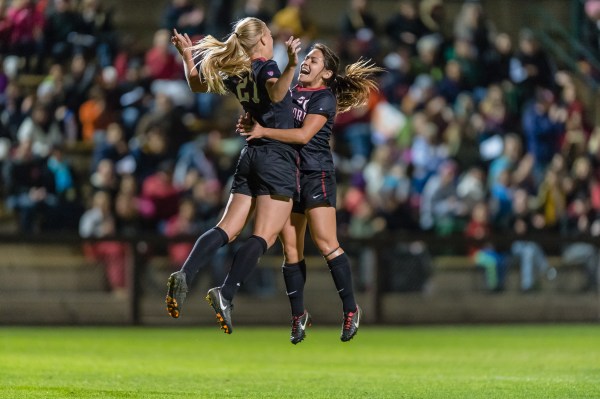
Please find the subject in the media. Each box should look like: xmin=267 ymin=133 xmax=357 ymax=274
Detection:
xmin=221 ymin=235 xmax=268 ymax=301
xmin=180 ymin=227 xmax=228 ymax=285
xmin=282 ymin=260 xmax=306 ymax=316
xmin=327 ymin=253 xmax=357 ymax=313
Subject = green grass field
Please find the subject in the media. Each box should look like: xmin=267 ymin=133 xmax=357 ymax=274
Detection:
xmin=1 ymin=324 xmax=599 ymax=398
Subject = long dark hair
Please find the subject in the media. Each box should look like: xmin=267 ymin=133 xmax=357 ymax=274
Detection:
xmin=312 ymin=43 xmax=383 ymax=113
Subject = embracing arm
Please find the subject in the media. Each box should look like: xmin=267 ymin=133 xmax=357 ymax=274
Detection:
xmin=241 ymin=114 xmax=327 ymax=145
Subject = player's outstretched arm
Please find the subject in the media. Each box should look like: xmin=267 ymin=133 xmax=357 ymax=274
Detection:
xmin=172 ymin=29 xmax=208 ymax=93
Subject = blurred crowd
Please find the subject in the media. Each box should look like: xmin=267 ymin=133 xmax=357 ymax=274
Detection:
xmin=1 ymin=0 xmax=600 ymax=292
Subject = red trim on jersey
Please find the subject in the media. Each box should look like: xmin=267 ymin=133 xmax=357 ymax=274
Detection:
xmin=321 ymin=171 xmax=327 ymax=198
xmin=296 ymin=154 xmax=301 ymax=195
xmin=295 ymin=85 xmax=327 ymax=92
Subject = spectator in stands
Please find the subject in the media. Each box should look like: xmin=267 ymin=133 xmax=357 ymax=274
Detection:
xmin=410 ymin=35 xmax=444 ymax=83
xmin=16 ymin=102 xmax=63 ymax=158
xmin=0 ymin=81 xmax=28 ymax=145
xmin=465 ymin=200 xmax=507 ymax=291
xmin=114 ymin=173 xmax=142 ymax=236
xmin=173 ymin=137 xmax=218 ymax=188
xmin=164 ymin=197 xmax=201 ymax=268
xmin=143 ymin=29 xmax=182 ymax=81
xmin=79 ymin=190 xmax=128 ymax=294
xmin=78 ymin=0 xmax=117 ymax=67
xmin=271 ymin=0 xmax=317 ymax=42
xmin=533 ymin=166 xmax=566 ymax=231
xmin=5 ymin=0 xmax=45 ymax=72
xmin=90 ymin=157 xmax=118 ymax=195
xmin=235 ymin=0 xmax=273 ymax=23
xmin=444 ymin=94 xmax=480 ymax=170
xmin=457 ymin=165 xmax=486 ymax=211
xmin=79 ymin=85 xmax=118 ymax=144
xmin=339 ymin=0 xmax=378 ymax=61
xmin=445 ymin=34 xmax=484 ymax=90
xmin=510 ymin=28 xmax=556 ymax=106
xmin=419 ymin=159 xmax=467 ymax=235
xmin=560 ymin=186 xmax=600 ymax=292
xmin=418 ymin=0 xmax=446 ymax=39
xmin=62 ymin=53 xmax=98 ymax=115
xmin=509 ymin=187 xmax=555 ymax=292
xmin=385 ymin=0 xmax=424 ymax=55
xmin=161 ymin=0 xmax=205 ymax=38
xmin=453 ymin=0 xmax=494 ymax=58
xmin=582 ymin=0 xmax=600 ymax=75
xmin=45 ymin=144 xmax=81 ymax=229
xmin=410 ymin=111 xmax=448 ymax=192
xmin=557 ymin=77 xmax=590 ymax=163
xmin=92 ymin=122 xmax=132 ymax=175
xmin=139 ymin=160 xmax=181 ymax=229
xmin=483 ymin=32 xmax=513 ymax=86
xmin=521 ymin=88 xmax=567 ymax=183
xmin=134 ymin=92 xmax=191 ymax=159
xmin=3 ymin=138 xmax=58 ymax=232
xmin=436 ymin=59 xmax=465 ymax=104
xmin=0 ymin=1 xmax=9 ymax=55
xmin=43 ymin=0 xmax=85 ymax=64
xmin=130 ymin=125 xmax=171 ymax=183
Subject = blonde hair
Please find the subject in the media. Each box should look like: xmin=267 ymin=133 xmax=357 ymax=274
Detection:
xmin=188 ymin=17 xmax=267 ymax=94
xmin=312 ymin=43 xmax=383 ymax=113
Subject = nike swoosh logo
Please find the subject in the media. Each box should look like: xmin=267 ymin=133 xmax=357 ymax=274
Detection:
xmin=354 ymin=311 xmax=360 ymax=328
xmin=312 ymin=194 xmax=321 ymax=199
xmin=218 ymin=292 xmax=229 ymax=310
xmin=286 ymin=290 xmax=298 ymax=296
xmin=300 ymin=316 xmax=309 ymax=331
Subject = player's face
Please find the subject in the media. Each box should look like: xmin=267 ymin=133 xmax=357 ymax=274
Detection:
xmin=298 ymin=49 xmax=332 ymax=87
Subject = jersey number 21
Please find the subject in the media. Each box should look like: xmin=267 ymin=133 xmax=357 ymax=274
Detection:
xmin=235 ymin=76 xmax=259 ymax=104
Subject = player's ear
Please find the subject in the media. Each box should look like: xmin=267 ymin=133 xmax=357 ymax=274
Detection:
xmin=323 ymin=70 xmax=333 ymax=80
xmin=259 ymin=30 xmax=268 ymax=46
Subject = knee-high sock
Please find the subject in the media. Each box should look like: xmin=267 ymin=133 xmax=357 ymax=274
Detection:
xmin=327 ymin=253 xmax=357 ymax=313
xmin=282 ymin=260 xmax=307 ymax=316
xmin=221 ymin=235 xmax=268 ymax=301
xmin=180 ymin=227 xmax=229 ymax=285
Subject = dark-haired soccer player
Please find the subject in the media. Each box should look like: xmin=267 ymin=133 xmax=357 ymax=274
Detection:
xmin=239 ymin=43 xmax=382 ymax=343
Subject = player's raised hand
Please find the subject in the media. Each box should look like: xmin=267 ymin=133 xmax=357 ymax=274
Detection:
xmin=285 ymin=36 xmax=302 ymax=68
xmin=171 ymin=29 xmax=194 ymax=56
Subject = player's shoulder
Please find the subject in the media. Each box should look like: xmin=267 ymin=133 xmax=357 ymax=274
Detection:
xmin=305 ymin=87 xmax=336 ymax=111
xmin=252 ymin=58 xmax=280 ymax=76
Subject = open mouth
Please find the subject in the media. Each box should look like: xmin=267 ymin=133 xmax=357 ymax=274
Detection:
xmin=300 ymin=66 xmax=310 ymax=75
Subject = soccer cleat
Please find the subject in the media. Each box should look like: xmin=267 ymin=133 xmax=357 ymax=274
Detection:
xmin=165 ymin=271 xmax=188 ymax=318
xmin=205 ymin=287 xmax=234 ymax=334
xmin=340 ymin=305 xmax=361 ymax=342
xmin=290 ymin=311 xmax=312 ymax=345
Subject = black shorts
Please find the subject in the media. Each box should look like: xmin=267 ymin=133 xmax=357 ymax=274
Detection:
xmin=292 ymin=170 xmax=337 ymax=214
xmin=231 ymin=144 xmax=299 ymax=198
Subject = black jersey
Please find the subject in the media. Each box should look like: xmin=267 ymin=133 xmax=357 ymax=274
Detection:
xmin=224 ymin=58 xmax=294 ymax=147
xmin=291 ymin=85 xmax=337 ymax=171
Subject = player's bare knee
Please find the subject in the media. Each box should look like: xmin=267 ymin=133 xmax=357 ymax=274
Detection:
xmin=316 ymin=240 xmax=340 ymax=256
